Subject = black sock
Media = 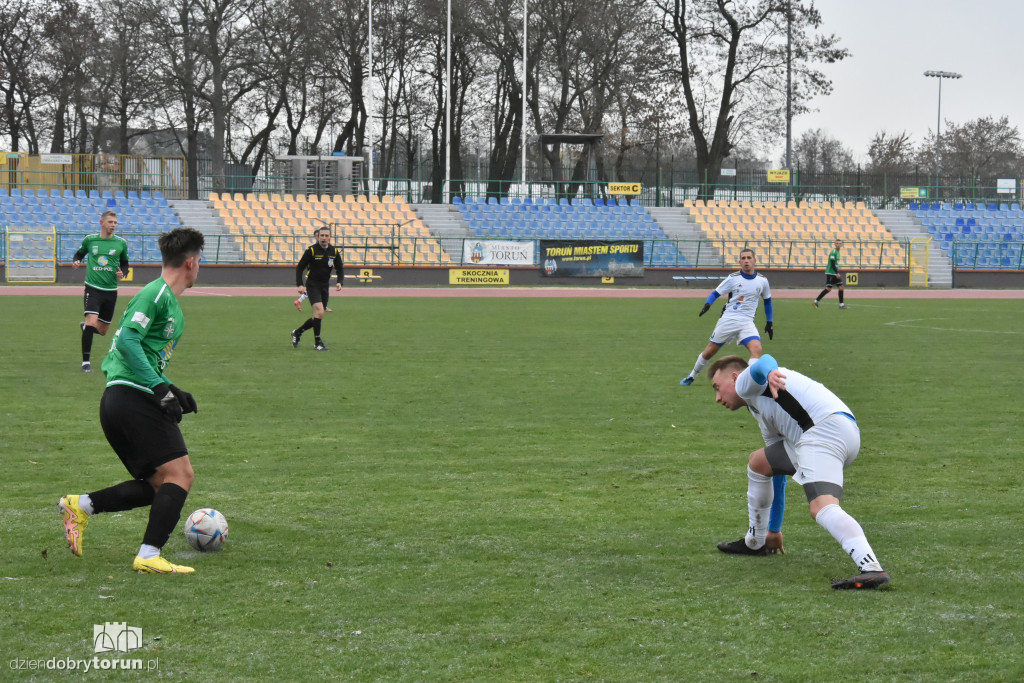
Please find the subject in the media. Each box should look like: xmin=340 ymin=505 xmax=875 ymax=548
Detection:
xmin=89 ymin=480 xmax=155 ymax=513
xmin=82 ymin=325 xmax=97 ymax=362
xmin=313 ymin=318 xmax=322 ymax=338
xmin=816 ymin=289 xmax=829 ymax=302
xmin=298 ymin=318 xmax=315 ymax=333
xmin=141 ymin=482 xmax=189 ymax=549
xmin=838 ymin=290 xmax=844 ymax=304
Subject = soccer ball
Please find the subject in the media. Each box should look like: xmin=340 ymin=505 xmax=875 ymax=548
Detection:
xmin=183 ymin=508 xmax=228 ymax=552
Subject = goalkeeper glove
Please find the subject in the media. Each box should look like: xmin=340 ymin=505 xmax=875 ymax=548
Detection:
xmin=699 ymin=303 xmax=711 ymax=317
xmin=152 ymin=383 xmax=182 ymax=423
xmin=764 ymin=321 xmax=774 ymax=340
xmin=170 ymin=384 xmax=198 ymax=415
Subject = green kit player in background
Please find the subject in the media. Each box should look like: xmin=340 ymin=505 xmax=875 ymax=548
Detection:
xmin=812 ymin=239 xmax=845 ymax=309
xmin=59 ymin=227 xmax=206 ymax=574
xmin=72 ymin=210 xmax=130 ymax=373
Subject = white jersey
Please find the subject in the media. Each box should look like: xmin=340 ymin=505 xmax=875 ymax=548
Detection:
xmin=736 ymin=365 xmax=853 ymax=448
xmin=715 ymin=271 xmax=771 ymax=323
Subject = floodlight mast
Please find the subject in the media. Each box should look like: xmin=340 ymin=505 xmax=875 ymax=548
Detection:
xmin=923 ymin=70 xmax=962 ymax=190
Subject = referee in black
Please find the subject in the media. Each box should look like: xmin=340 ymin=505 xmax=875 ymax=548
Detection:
xmin=291 ymin=227 xmax=343 ymax=351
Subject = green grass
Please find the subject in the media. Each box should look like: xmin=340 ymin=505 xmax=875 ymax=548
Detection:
xmin=2 ymin=294 xmax=1023 ymax=681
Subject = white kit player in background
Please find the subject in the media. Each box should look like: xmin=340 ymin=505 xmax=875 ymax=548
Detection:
xmin=681 ymin=248 xmax=773 ymax=386
xmin=708 ymin=353 xmax=890 ymax=589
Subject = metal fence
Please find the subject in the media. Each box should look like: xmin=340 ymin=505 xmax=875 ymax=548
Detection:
xmin=5 ymin=152 xmax=1024 ymax=209
xmin=5 ymin=226 xmax=1024 ymax=271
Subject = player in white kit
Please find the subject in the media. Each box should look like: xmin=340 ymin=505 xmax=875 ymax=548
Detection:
xmin=681 ymin=248 xmax=773 ymax=386
xmin=707 ymin=353 xmax=890 ymax=589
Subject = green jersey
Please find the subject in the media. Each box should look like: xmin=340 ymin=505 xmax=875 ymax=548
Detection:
xmin=826 ymin=248 xmax=840 ymax=275
xmin=74 ymin=233 xmax=129 ymax=291
xmin=102 ymin=277 xmax=185 ymax=392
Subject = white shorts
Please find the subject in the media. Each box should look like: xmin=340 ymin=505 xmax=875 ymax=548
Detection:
xmin=791 ymin=413 xmax=861 ymax=488
xmin=709 ymin=317 xmax=760 ymax=348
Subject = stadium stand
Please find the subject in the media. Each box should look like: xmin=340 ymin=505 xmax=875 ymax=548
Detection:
xmin=453 ymin=196 xmax=689 ymax=266
xmin=684 ymin=200 xmax=906 ymax=269
xmin=0 ymin=189 xmax=180 ymax=263
xmin=911 ymin=201 xmax=1024 ymax=269
xmin=210 ymin=193 xmax=450 ymax=266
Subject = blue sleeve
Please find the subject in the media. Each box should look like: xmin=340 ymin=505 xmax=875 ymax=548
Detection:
xmin=748 ymin=354 xmax=778 ymax=385
xmin=763 ymin=297 xmax=773 ymax=322
xmin=705 ymin=290 xmax=721 ymax=305
xmin=768 ymin=475 xmax=787 ymax=532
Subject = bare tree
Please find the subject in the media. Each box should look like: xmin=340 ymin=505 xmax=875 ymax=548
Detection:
xmin=653 ymin=0 xmax=848 ymax=199
xmin=94 ymin=0 xmax=165 ymax=155
xmin=37 ymin=0 xmax=97 ymax=153
xmin=241 ymin=0 xmax=332 ymax=175
xmin=790 ymin=128 xmax=854 ymax=174
xmin=152 ymin=0 xmax=211 ymax=197
xmin=192 ymin=0 xmax=264 ymax=190
xmin=0 ymin=0 xmax=46 ymax=153
xmin=928 ymin=116 xmax=1023 ymax=182
xmin=467 ymin=0 xmax=528 ymax=196
xmin=867 ymin=130 xmax=915 ymax=175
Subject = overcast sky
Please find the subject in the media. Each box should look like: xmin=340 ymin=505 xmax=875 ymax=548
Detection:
xmin=792 ymin=0 xmax=1022 ymax=163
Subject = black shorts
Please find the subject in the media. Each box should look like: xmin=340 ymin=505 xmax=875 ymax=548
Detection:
xmin=306 ymin=280 xmax=331 ymax=307
xmin=100 ymin=385 xmax=189 ymax=480
xmin=84 ymin=285 xmax=118 ymax=324
xmin=825 ymin=273 xmax=843 ymax=288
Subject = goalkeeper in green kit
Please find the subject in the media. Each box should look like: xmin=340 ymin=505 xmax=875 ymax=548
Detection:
xmin=59 ymin=227 xmax=206 ymax=574
xmin=812 ymin=238 xmax=845 ymax=309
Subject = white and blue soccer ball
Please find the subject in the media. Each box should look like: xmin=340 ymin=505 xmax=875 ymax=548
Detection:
xmin=184 ymin=508 xmax=228 ymax=552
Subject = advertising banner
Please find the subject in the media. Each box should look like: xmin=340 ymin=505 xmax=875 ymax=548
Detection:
xmin=539 ymin=240 xmax=644 ymax=278
xmin=463 ymin=240 xmax=534 ymax=266
xmin=449 ymin=269 xmax=510 ymax=285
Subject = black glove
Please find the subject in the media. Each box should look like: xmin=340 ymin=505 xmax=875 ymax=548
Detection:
xmin=152 ymin=382 xmax=182 ymax=423
xmin=170 ymin=384 xmax=198 ymax=415
xmin=764 ymin=321 xmax=774 ymax=340
xmin=699 ymin=303 xmax=711 ymax=317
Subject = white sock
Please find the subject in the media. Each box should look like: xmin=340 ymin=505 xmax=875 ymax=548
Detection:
xmin=297 ymin=293 xmax=308 ymax=302
xmin=815 ymin=503 xmax=883 ymax=572
xmin=78 ymin=494 xmax=94 ymax=515
xmin=690 ymin=353 xmax=709 ymax=380
xmin=137 ymin=544 xmax=161 ymax=560
xmin=744 ymin=467 xmax=773 ymax=549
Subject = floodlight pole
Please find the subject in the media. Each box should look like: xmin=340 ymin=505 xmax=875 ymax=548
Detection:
xmin=785 ymin=0 xmax=792 ymax=202
xmin=923 ymin=70 xmax=961 ymax=193
xmin=367 ymin=0 xmax=374 ymax=194
xmin=445 ymin=0 xmax=451 ymax=203
xmin=521 ymin=0 xmax=528 ymax=193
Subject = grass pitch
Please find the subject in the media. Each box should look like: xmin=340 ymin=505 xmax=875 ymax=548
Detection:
xmin=2 ymin=292 xmax=1023 ymax=681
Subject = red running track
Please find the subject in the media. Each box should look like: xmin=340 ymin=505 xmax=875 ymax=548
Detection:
xmin=2 ymin=285 xmax=1023 ymax=299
